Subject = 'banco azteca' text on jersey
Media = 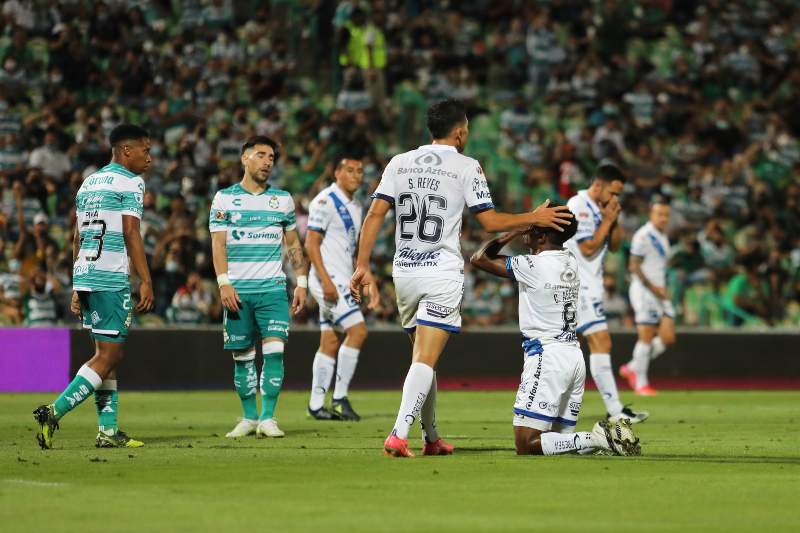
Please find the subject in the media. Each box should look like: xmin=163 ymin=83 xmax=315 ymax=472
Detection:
xmin=208 ymin=184 xmax=296 ymax=293
xmin=73 ymin=162 xmax=144 ymax=292
xmin=307 ymin=182 xmax=362 ymax=281
xmin=372 ymin=144 xmax=493 ymax=281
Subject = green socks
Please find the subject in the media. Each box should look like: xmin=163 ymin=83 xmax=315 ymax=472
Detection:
xmin=95 ymin=380 xmax=118 ymax=435
xmin=53 ymin=365 xmax=103 ymax=418
xmin=259 ymin=344 xmax=285 ymax=421
xmin=233 ymin=359 xmax=258 ymax=420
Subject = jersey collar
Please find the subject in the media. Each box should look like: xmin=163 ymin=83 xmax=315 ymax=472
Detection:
xmin=418 ymin=144 xmax=457 ymax=152
xmin=330 ymin=182 xmax=354 ymax=203
xmin=102 ymin=162 xmax=137 ymax=177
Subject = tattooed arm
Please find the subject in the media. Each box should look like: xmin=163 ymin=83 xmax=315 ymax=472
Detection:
xmin=284 ymin=228 xmax=308 ymax=315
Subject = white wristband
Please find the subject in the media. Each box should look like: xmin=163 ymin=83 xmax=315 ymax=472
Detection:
xmin=296 ymin=275 xmax=308 ymax=289
xmin=217 ymin=274 xmax=231 ymax=287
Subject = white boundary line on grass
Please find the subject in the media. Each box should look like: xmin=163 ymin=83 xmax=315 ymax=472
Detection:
xmin=2 ymin=479 xmax=66 ymax=487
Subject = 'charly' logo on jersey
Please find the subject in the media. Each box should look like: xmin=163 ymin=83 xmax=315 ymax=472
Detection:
xmin=269 ymin=195 xmax=279 ymax=209
xmin=414 ymin=152 xmax=442 ymax=167
xmin=232 ymin=229 xmax=243 ymax=240
xmin=560 ymin=267 xmax=577 ymax=283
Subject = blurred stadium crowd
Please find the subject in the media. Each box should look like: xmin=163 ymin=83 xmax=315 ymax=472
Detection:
xmin=0 ymin=0 xmax=798 ymax=329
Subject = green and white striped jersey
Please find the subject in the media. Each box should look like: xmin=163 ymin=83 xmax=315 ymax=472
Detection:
xmin=209 ymin=183 xmax=296 ymax=294
xmin=73 ymin=162 xmax=144 ymax=292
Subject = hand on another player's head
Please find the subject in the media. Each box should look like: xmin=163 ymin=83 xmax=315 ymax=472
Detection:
xmin=136 ymin=280 xmax=154 ymax=313
xmin=531 ymin=199 xmax=573 ymax=232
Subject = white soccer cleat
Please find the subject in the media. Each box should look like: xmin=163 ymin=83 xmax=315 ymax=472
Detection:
xmin=225 ymin=418 xmax=258 ymax=438
xmin=608 ymin=406 xmax=649 ymax=424
xmin=256 ymin=418 xmax=285 ymax=438
xmin=592 ymin=419 xmax=641 ymax=456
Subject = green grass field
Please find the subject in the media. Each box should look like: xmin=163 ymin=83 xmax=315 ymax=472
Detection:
xmin=1 ymin=390 xmax=799 ymax=532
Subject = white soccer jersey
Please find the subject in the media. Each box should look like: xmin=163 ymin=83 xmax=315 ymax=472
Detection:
xmin=506 ymin=249 xmax=580 ymax=348
xmin=564 ymin=190 xmax=606 ymax=284
xmin=372 ymin=144 xmax=494 ymax=281
xmin=209 ymin=184 xmax=296 ymax=294
xmin=629 ymin=221 xmax=669 ymax=289
xmin=307 ymin=183 xmax=362 ymax=280
xmin=73 ymin=162 xmax=144 ymax=292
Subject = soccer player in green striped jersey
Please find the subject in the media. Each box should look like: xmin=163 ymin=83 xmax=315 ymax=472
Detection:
xmin=210 ymin=136 xmax=309 ymax=439
xmin=33 ymin=124 xmax=154 ymax=450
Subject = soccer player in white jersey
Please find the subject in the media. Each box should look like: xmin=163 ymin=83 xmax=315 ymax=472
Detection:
xmin=305 ymin=156 xmax=369 ymax=421
xmin=565 ymin=164 xmax=648 ymax=424
xmin=619 ymin=200 xmax=676 ymax=396
xmin=210 ymin=136 xmax=308 ymax=439
xmin=350 ymin=99 xmax=573 ymax=458
xmin=470 ymin=209 xmax=640 ymax=457
xmin=33 ymin=124 xmax=154 ymax=449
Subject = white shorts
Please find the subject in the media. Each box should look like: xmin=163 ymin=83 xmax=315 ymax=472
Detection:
xmin=309 ymin=273 xmax=364 ymax=331
xmin=576 ymin=280 xmax=608 ymax=336
xmin=629 ymin=283 xmax=675 ymax=325
xmin=513 ymin=341 xmax=586 ymax=432
xmin=394 ymin=276 xmax=463 ymax=334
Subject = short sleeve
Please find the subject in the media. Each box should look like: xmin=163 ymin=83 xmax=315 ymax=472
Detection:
xmin=568 ymin=196 xmax=595 ymax=243
xmin=307 ymin=195 xmax=333 ymax=233
xmin=283 ymin=194 xmax=297 ymax=230
xmin=120 ymin=177 xmax=144 ymax=219
xmin=630 ymin=230 xmax=648 ymax=257
xmin=508 ymin=255 xmax=539 ymax=288
xmin=371 ymin=159 xmax=396 ymax=205
xmin=462 ymin=161 xmax=494 ymax=213
xmin=208 ymin=192 xmax=229 ymax=232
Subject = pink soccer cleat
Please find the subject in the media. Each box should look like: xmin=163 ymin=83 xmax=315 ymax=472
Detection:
xmin=384 ymin=434 xmax=415 ymax=458
xmin=619 ymin=364 xmax=638 ymax=390
xmin=635 ymin=385 xmax=658 ymax=397
xmin=422 ymin=438 xmax=454 ymax=456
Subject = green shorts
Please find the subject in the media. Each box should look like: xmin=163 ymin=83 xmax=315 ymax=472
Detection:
xmin=223 ymin=291 xmax=290 ymax=350
xmin=79 ymin=289 xmax=132 ymax=343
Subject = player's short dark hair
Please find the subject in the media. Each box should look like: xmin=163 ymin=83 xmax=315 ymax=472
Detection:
xmin=594 ymin=163 xmax=626 ymax=184
xmin=650 ymin=195 xmax=671 ymax=208
xmin=109 ymin=124 xmax=149 ymax=147
xmin=335 ymin=154 xmax=362 ymax=169
xmin=530 ymin=204 xmax=579 ymax=246
xmin=241 ymin=135 xmax=280 ymax=161
xmin=427 ymin=99 xmax=467 ymax=139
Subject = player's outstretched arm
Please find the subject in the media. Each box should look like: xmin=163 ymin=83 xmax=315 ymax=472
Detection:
xmin=284 ymin=229 xmax=308 ymax=316
xmin=350 ymin=197 xmax=390 ymax=308
xmin=211 ymin=230 xmax=240 ymax=312
xmin=469 ymin=231 xmax=522 ymax=278
xmin=122 ymin=214 xmax=153 ymax=312
xmin=475 ymin=199 xmax=572 ymax=233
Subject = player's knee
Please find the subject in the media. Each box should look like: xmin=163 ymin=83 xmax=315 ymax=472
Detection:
xmin=346 ymin=323 xmax=368 ymax=346
xmin=514 ymin=429 xmax=540 ymax=455
xmin=232 ymin=347 xmax=256 ymax=362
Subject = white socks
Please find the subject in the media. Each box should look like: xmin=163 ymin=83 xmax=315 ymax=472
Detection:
xmin=333 ymin=345 xmax=360 ymax=400
xmin=651 ymin=336 xmax=666 ymax=359
xmin=540 ymin=431 xmax=596 ymax=455
xmin=309 ymin=352 xmax=335 ymax=410
xmin=391 ymin=362 xmax=434 ymax=440
xmin=631 ymin=341 xmax=652 ymax=388
xmin=420 ymin=372 xmax=439 ymax=443
xmin=590 ymin=353 xmax=623 ymax=415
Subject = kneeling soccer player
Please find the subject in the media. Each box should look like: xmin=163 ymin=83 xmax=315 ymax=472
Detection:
xmin=470 ymin=208 xmax=640 ymax=456
xmin=210 ymin=136 xmax=308 ymax=439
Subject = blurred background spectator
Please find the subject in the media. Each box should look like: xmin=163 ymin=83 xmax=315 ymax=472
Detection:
xmin=0 ymin=0 xmax=798 ymax=329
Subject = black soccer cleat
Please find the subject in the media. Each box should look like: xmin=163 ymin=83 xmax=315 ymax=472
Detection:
xmin=307 ymin=406 xmax=341 ymax=420
xmin=332 ymin=397 xmax=361 ymax=422
xmin=33 ymin=404 xmax=59 ymax=450
xmin=607 ymin=405 xmax=649 ymax=424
